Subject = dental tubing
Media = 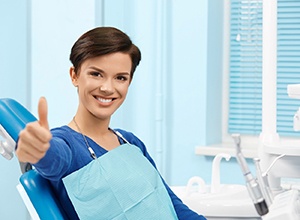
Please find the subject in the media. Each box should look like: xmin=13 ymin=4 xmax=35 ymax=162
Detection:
xmin=232 ymin=134 xmax=269 ymax=216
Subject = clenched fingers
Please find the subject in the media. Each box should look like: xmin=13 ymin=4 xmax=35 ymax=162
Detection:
xmin=16 ymin=121 xmax=52 ymax=163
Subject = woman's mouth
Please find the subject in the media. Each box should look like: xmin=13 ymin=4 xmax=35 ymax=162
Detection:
xmin=95 ymin=96 xmax=115 ymax=103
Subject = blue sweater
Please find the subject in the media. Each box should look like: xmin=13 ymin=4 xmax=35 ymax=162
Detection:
xmin=34 ymin=126 xmax=206 ymax=220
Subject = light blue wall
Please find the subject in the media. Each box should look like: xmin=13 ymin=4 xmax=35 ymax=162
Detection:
xmin=167 ymin=0 xmax=211 ymax=184
xmin=0 ymin=1 xmax=30 ymax=219
xmin=30 ymin=0 xmax=96 ymax=126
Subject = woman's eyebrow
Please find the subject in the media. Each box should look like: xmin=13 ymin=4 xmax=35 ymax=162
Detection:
xmin=88 ymin=66 xmax=104 ymax=73
xmin=88 ymin=66 xmax=130 ymax=75
xmin=116 ymin=72 xmax=130 ymax=76
xmin=89 ymin=66 xmax=130 ymax=75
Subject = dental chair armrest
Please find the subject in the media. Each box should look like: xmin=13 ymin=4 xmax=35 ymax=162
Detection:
xmin=20 ymin=169 xmax=66 ymax=220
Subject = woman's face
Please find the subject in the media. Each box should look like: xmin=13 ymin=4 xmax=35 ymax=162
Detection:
xmin=70 ymin=52 xmax=132 ymax=121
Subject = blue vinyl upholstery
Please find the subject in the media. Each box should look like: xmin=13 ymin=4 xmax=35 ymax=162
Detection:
xmin=0 ymin=98 xmax=66 ymax=219
xmin=0 ymin=98 xmax=36 ymax=141
xmin=20 ymin=169 xmax=66 ymax=220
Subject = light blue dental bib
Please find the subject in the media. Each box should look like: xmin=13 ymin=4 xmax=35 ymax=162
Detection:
xmin=62 ymin=144 xmax=178 ymax=220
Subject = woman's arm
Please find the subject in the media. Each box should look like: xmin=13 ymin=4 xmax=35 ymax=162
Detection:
xmin=33 ymin=136 xmax=72 ymax=181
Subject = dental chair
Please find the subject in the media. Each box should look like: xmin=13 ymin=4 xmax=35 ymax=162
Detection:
xmin=0 ymin=98 xmax=67 ymax=220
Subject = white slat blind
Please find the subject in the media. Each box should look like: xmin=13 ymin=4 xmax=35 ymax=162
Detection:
xmin=229 ymin=0 xmax=300 ymax=137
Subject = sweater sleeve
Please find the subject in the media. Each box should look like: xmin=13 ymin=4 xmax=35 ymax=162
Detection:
xmin=33 ymin=133 xmax=72 ymax=181
xmin=116 ymin=129 xmax=207 ymax=220
xmin=163 ymin=179 xmax=207 ymax=220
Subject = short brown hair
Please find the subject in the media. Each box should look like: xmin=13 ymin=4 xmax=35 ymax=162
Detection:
xmin=70 ymin=27 xmax=141 ymax=79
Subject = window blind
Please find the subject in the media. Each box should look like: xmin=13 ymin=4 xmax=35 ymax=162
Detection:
xmin=229 ymin=0 xmax=300 ymax=137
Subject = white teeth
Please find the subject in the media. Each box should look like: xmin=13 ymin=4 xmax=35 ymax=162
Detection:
xmin=97 ymin=97 xmax=112 ymax=103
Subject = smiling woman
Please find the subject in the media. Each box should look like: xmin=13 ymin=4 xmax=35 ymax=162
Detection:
xmin=70 ymin=53 xmax=132 ymax=124
xmin=15 ymin=27 xmax=207 ymax=220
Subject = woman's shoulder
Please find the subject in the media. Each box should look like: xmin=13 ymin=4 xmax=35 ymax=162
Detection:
xmin=114 ymin=128 xmax=157 ymax=168
xmin=114 ymin=128 xmax=136 ymax=138
xmin=50 ymin=125 xmax=79 ymax=141
xmin=114 ymin=129 xmax=146 ymax=150
xmin=51 ymin=125 xmax=72 ymax=135
xmin=113 ymin=129 xmax=139 ymax=142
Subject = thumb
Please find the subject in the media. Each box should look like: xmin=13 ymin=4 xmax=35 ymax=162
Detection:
xmin=38 ymin=97 xmax=49 ymax=130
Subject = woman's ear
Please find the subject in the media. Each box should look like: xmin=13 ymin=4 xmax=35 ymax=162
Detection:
xmin=70 ymin=67 xmax=78 ymax=87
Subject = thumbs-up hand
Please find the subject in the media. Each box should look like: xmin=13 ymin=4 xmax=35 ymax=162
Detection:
xmin=16 ymin=97 xmax=52 ymax=164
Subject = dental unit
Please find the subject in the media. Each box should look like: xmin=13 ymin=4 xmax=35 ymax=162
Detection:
xmin=231 ymin=128 xmax=300 ymax=220
xmin=227 ymin=1 xmax=299 ymax=218
xmin=253 ymin=158 xmax=273 ymax=208
xmin=210 ymin=153 xmax=231 ymax=194
xmin=257 ymin=0 xmax=300 ymax=218
xmin=232 ymin=134 xmax=269 ymax=216
xmin=172 ymin=1 xmax=300 ymax=219
xmin=171 ymin=153 xmax=260 ymax=220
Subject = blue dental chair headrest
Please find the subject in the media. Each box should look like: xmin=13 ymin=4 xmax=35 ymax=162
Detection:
xmin=0 ymin=98 xmax=36 ymax=141
xmin=0 ymin=98 xmax=67 ymax=220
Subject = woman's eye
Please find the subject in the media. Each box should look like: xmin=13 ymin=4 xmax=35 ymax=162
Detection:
xmin=90 ymin=72 xmax=101 ymax=77
xmin=116 ymin=75 xmax=128 ymax=81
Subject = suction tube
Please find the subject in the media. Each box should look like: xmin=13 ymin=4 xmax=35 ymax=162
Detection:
xmin=232 ymin=134 xmax=269 ymax=216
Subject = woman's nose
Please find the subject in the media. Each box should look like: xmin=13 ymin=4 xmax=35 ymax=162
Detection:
xmin=99 ymin=79 xmax=114 ymax=93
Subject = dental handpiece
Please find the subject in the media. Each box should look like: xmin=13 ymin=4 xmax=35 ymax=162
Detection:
xmin=253 ymin=158 xmax=273 ymax=206
xmin=232 ymin=134 xmax=269 ymax=216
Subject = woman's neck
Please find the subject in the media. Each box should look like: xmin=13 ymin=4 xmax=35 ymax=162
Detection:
xmin=69 ymin=112 xmax=111 ymax=137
